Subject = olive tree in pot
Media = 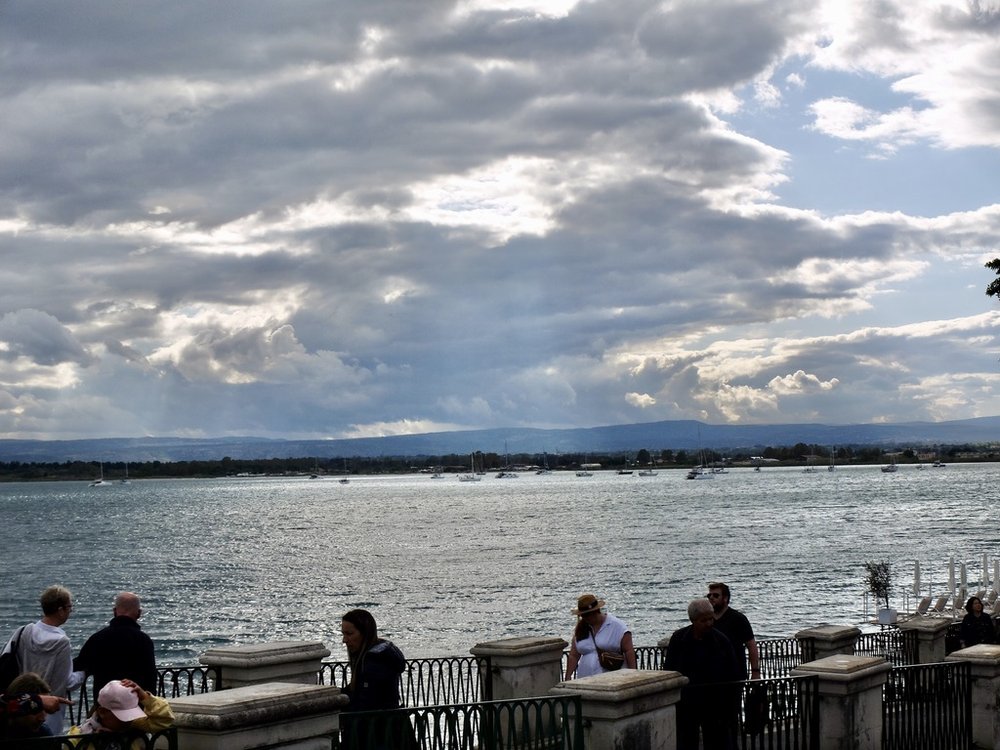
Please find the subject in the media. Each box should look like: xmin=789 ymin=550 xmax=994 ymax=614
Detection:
xmin=864 ymin=560 xmax=896 ymax=624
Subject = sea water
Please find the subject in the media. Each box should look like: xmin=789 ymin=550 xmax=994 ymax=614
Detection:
xmin=3 ymin=463 xmax=998 ymax=665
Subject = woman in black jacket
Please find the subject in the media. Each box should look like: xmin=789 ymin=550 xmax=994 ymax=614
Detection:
xmin=339 ymin=609 xmax=413 ymax=749
xmin=960 ymin=596 xmax=997 ymax=648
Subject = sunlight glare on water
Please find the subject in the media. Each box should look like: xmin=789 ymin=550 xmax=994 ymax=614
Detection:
xmin=3 ymin=463 xmax=998 ymax=663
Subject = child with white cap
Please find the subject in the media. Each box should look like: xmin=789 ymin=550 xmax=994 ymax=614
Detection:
xmin=71 ymin=677 xmax=173 ymax=742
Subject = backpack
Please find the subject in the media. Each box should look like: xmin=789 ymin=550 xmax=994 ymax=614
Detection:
xmin=0 ymin=625 xmax=26 ymax=692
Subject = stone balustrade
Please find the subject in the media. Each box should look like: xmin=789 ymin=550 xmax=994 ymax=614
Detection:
xmin=148 ymin=624 xmax=982 ymax=750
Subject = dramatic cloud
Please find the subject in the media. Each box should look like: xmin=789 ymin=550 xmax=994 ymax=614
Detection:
xmin=0 ymin=0 xmax=997 ymax=440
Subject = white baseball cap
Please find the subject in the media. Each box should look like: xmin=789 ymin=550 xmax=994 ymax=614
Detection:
xmin=98 ymin=680 xmax=147 ymax=722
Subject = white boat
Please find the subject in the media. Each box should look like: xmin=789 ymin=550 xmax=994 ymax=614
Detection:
xmin=338 ymin=459 xmax=350 ymax=484
xmin=536 ymin=452 xmax=553 ymax=475
xmin=828 ymin=448 xmax=836 ymax=472
xmin=120 ymin=462 xmax=131 ymax=485
xmin=459 ymin=453 xmax=481 ymax=482
xmin=90 ymin=462 xmax=106 ymax=486
xmin=575 ymin=470 xmax=593 ymax=477
xmin=496 ymin=442 xmax=518 ymax=478
xmin=638 ymin=468 xmax=657 ymax=476
xmin=685 ymin=466 xmax=713 ymax=480
xmin=881 ymin=457 xmax=898 ymax=473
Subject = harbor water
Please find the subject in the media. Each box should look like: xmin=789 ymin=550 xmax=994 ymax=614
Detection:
xmin=3 ymin=463 xmax=999 ymax=664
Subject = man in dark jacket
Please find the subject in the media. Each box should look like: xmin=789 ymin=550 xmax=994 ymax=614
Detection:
xmin=74 ymin=592 xmax=157 ymax=701
xmin=664 ymin=598 xmax=742 ymax=750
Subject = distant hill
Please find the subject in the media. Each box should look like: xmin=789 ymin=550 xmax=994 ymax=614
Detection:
xmin=1 ymin=417 xmax=999 ymax=462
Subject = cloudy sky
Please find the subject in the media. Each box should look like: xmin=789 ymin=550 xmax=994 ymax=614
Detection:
xmin=1 ymin=0 xmax=999 ymax=441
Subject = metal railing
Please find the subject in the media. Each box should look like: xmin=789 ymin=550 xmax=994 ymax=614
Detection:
xmin=320 ymin=655 xmax=492 ymax=707
xmin=856 ymin=629 xmax=919 ymax=667
xmin=635 ymin=644 xmax=665 ymax=670
xmin=579 ymin=638 xmax=815 ymax=679
xmin=758 ymin=636 xmax=815 ymax=679
xmin=738 ymin=675 xmax=820 ymax=750
xmin=67 ymin=665 xmax=220 ymax=727
xmin=679 ymin=675 xmax=820 ymax=750
xmin=883 ymin=661 xmax=971 ymax=750
xmin=0 ymin=727 xmax=177 ymax=749
xmin=335 ymin=694 xmax=583 ymax=750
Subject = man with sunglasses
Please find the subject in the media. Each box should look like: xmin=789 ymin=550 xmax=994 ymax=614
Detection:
xmin=707 ymin=582 xmax=760 ymax=680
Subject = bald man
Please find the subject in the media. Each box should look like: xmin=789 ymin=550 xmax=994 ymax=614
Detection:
xmin=74 ymin=592 xmax=157 ymax=701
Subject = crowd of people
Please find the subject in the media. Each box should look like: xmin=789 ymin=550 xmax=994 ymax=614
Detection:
xmin=2 ymin=581 xmax=759 ymax=748
xmin=565 ymin=581 xmax=758 ymax=750
xmin=0 ymin=586 xmax=167 ymax=742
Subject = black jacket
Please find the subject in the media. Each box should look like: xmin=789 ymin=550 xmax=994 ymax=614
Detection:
xmin=74 ymin=616 xmax=157 ymax=700
xmin=344 ymin=640 xmax=406 ymax=712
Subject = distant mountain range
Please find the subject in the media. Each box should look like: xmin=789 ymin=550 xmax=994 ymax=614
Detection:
xmin=1 ymin=417 xmax=999 ymax=462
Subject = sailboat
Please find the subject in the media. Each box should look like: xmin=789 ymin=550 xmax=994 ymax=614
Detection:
xmin=616 ymin=455 xmax=633 ymax=475
xmin=90 ymin=462 xmax=106 ymax=487
xmin=686 ymin=450 xmax=714 ymax=479
xmin=496 ymin=441 xmax=518 ymax=478
xmin=827 ymin=448 xmax=836 ymax=472
xmin=881 ymin=455 xmax=898 ymax=473
xmin=459 ymin=453 xmax=481 ymax=482
xmin=535 ymin=452 xmax=553 ymax=475
xmin=120 ymin=462 xmax=131 ymax=485
xmin=339 ymin=459 xmax=350 ymax=484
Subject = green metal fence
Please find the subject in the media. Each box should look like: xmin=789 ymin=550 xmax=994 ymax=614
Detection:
xmin=0 ymin=727 xmax=177 ymax=749
xmin=320 ymin=655 xmax=492 ymax=707
xmin=883 ymin=661 xmax=971 ymax=750
xmin=335 ymin=694 xmax=583 ymax=750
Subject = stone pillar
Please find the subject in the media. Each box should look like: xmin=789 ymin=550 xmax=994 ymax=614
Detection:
xmin=200 ymin=641 xmax=331 ymax=689
xmin=792 ymin=654 xmax=891 ymax=750
xmin=470 ymin=636 xmax=568 ymax=701
xmin=898 ymin=617 xmax=952 ymax=664
xmin=795 ymin=625 xmax=861 ymax=661
xmin=946 ymin=644 xmax=1000 ymax=750
xmin=550 ymin=669 xmax=687 ymax=750
xmin=169 ymin=682 xmax=347 ymax=750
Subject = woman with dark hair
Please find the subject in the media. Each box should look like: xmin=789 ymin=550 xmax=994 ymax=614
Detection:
xmin=339 ymin=609 xmax=412 ymax=750
xmin=960 ymin=596 xmax=997 ymax=648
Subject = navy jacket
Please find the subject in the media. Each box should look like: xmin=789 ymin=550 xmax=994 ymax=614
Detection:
xmin=74 ymin=616 xmax=157 ymax=700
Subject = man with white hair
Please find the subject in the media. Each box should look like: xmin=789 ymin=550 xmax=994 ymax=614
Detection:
xmin=664 ymin=598 xmax=742 ymax=750
xmin=74 ymin=592 xmax=157 ymax=702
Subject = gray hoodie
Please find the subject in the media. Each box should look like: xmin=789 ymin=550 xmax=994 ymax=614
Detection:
xmin=4 ymin=621 xmax=84 ymax=734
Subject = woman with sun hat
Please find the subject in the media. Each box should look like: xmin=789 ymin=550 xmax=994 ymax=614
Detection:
xmin=564 ymin=593 xmax=637 ymax=679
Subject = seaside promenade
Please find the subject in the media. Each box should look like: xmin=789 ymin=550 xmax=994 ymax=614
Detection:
xmin=11 ymin=614 xmax=996 ymax=750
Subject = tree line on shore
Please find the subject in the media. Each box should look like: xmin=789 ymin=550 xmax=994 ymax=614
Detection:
xmin=0 ymin=442 xmax=997 ymax=482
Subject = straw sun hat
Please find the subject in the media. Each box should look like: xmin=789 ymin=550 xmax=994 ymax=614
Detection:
xmin=572 ymin=593 xmax=606 ymax=616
